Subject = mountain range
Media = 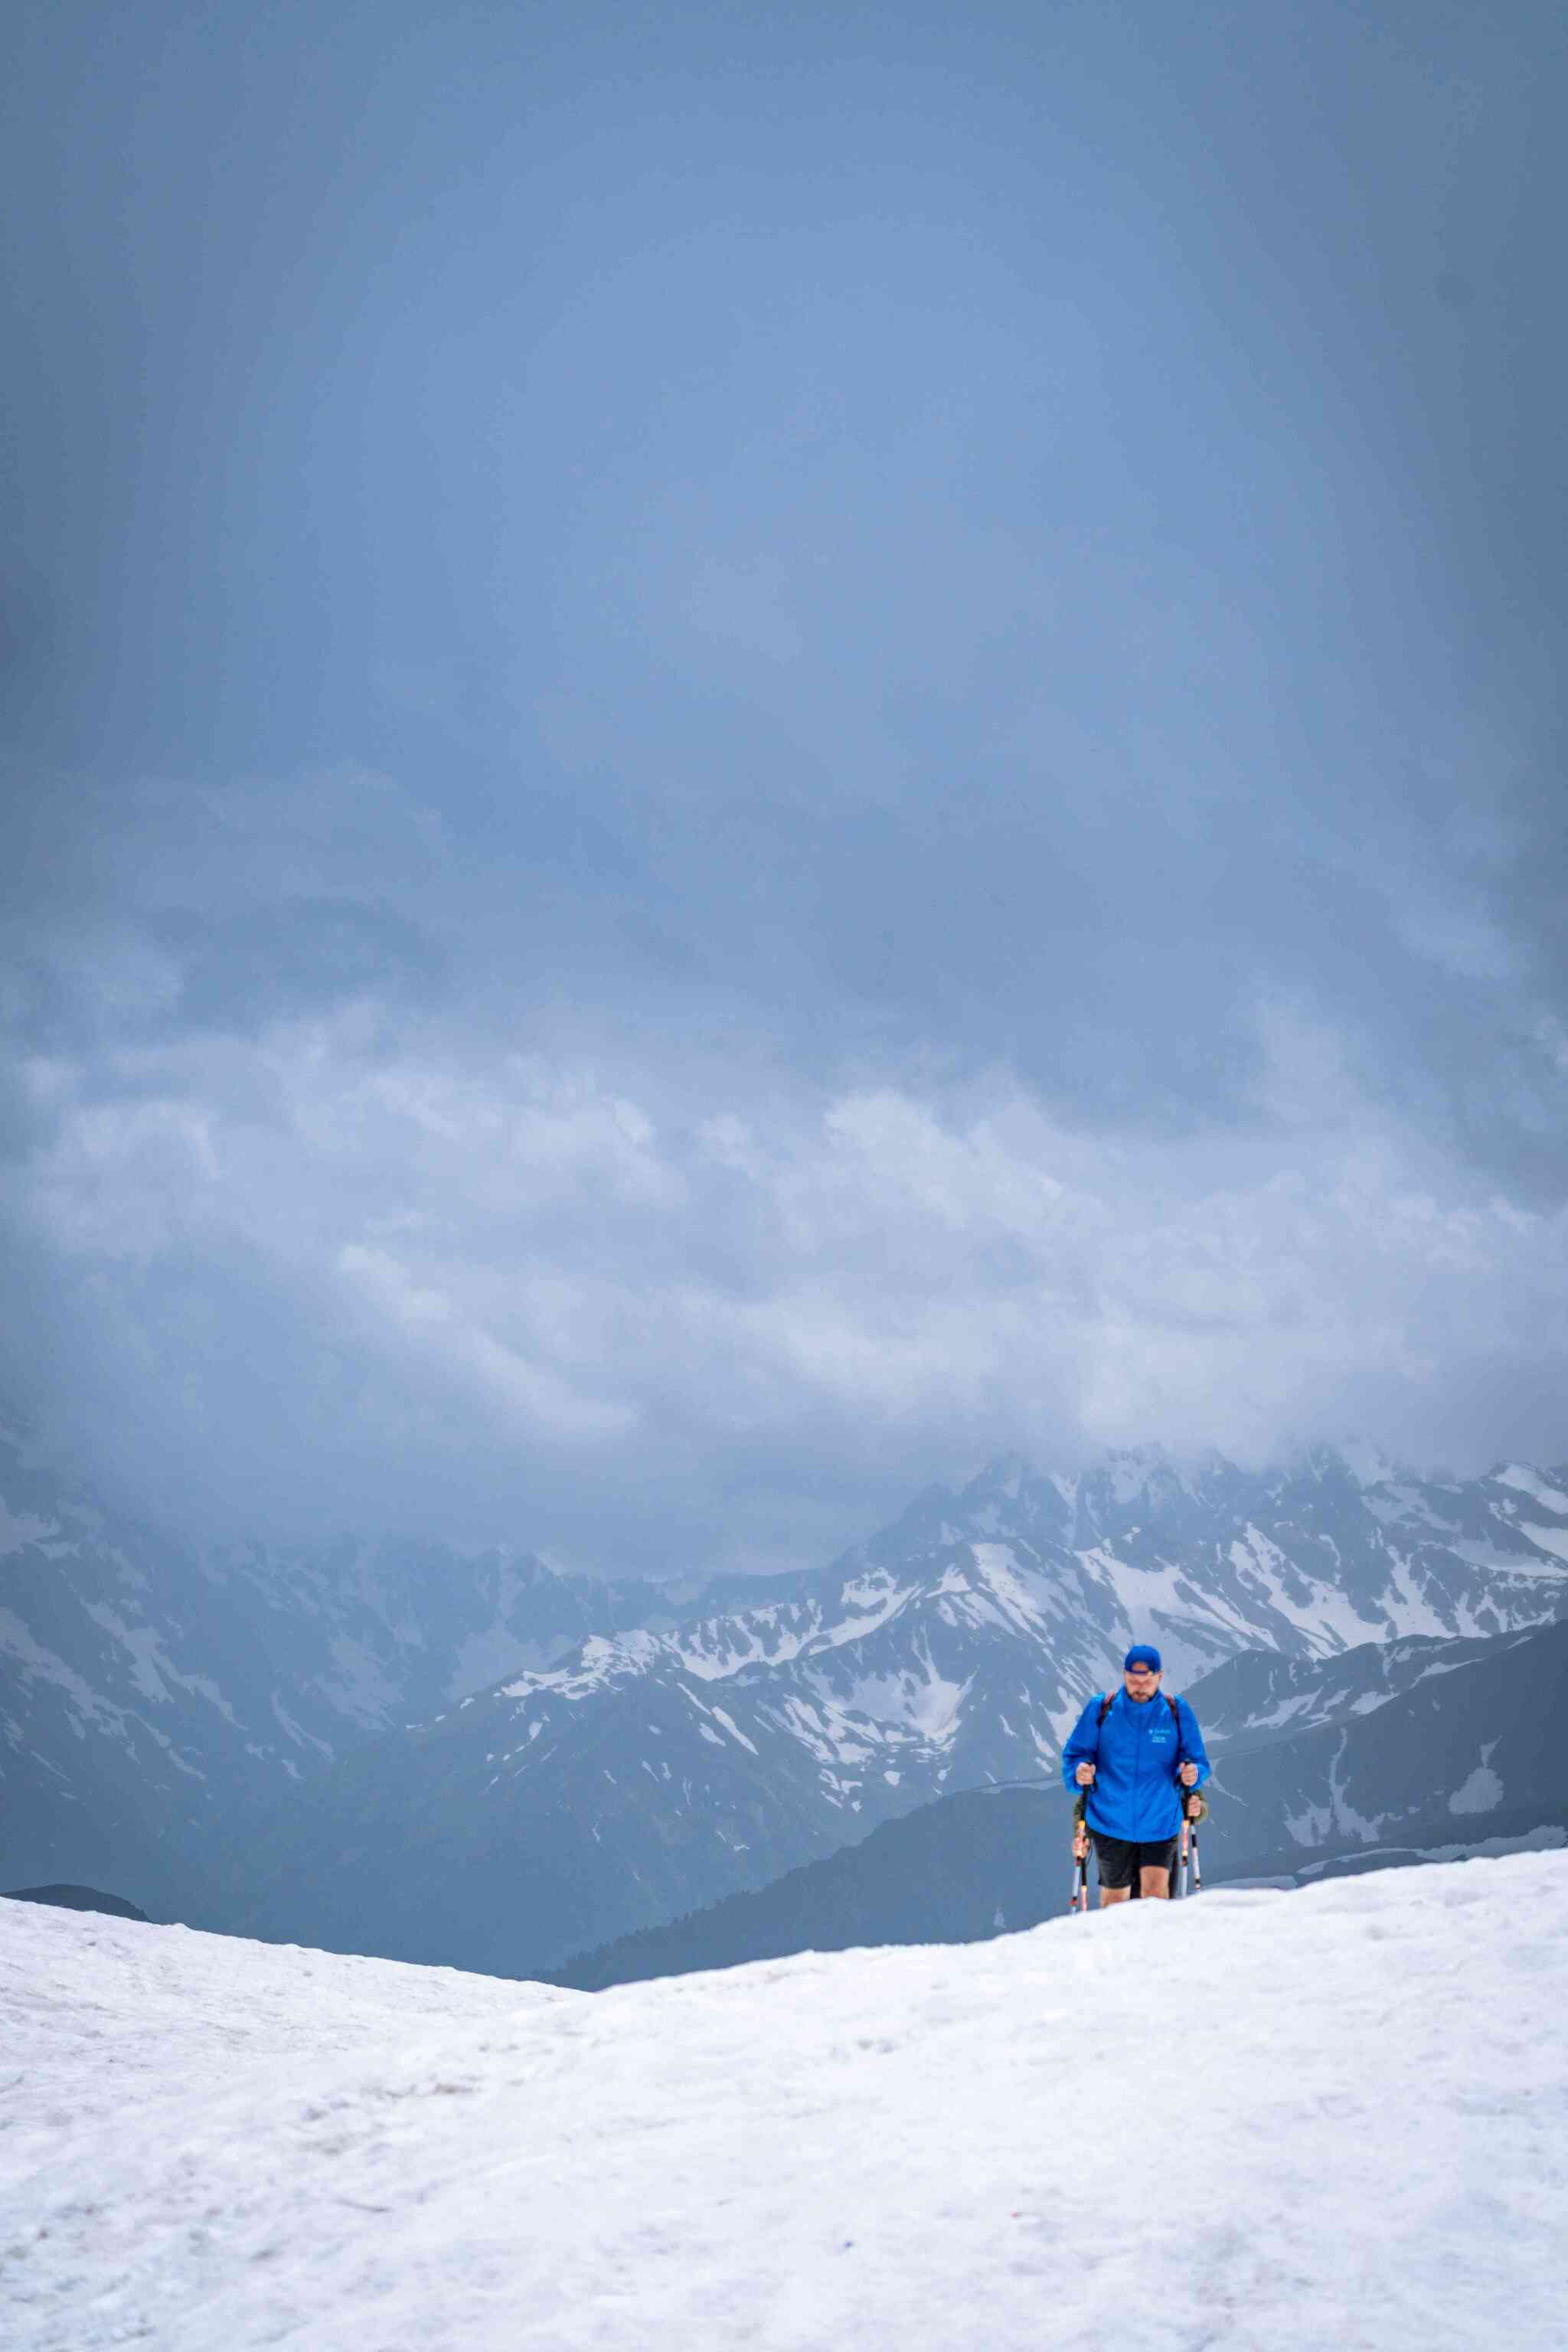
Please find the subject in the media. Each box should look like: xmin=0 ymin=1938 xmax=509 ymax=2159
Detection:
xmin=0 ymin=1408 xmax=673 ymax=1916
xmin=552 ymin=1612 xmax=1568 ymax=1988
xmin=5 ymin=1416 xmax=1566 ymax=1975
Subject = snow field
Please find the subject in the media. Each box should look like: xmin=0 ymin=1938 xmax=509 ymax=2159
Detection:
xmin=3 ymin=1851 xmax=1566 ymax=2350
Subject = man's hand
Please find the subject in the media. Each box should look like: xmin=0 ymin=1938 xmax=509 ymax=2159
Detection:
xmin=1075 ymin=1762 xmax=1096 ymax=1787
xmin=1178 ymin=1762 xmax=1199 ymax=1786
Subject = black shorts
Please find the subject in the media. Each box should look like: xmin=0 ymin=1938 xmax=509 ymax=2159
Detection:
xmin=1091 ymin=1832 xmax=1179 ymax=1890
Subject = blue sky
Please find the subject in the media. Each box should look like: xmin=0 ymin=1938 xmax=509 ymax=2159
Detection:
xmin=2 ymin=0 xmax=1565 ymax=1572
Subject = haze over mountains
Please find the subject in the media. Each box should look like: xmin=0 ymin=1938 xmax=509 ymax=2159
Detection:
xmin=0 ymin=1406 xmax=691 ymax=1916
xmin=5 ymin=1412 xmax=1566 ymax=1979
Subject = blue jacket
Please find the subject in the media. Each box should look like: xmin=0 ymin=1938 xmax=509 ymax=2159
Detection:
xmin=1060 ymin=1687 xmax=1211 ymax=1842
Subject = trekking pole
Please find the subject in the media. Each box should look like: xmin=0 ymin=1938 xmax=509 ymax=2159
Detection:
xmin=1070 ymin=1805 xmax=1091 ymax=1914
xmin=1181 ymin=1790 xmax=1206 ymax=1895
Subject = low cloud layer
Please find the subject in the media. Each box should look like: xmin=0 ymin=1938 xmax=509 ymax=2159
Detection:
xmin=6 ymin=957 xmax=1566 ymax=1569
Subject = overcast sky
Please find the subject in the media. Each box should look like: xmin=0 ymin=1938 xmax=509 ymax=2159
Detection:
xmin=2 ymin=0 xmax=1565 ymax=1576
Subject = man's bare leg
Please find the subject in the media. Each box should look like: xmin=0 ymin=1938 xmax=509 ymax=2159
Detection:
xmin=1100 ymin=1872 xmax=1169 ymax=1905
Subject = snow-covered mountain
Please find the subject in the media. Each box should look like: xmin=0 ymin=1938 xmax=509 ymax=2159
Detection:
xmin=1184 ymin=1621 xmax=1547 ymax=1751
xmin=8 ymin=1407 xmax=1567 ymax=1962
xmin=3 ymin=1853 xmax=1563 ymax=2349
xmin=236 ymin=1444 xmax=1568 ymax=1975
xmin=554 ymin=1612 xmax=1568 ymax=1990
xmin=0 ymin=1411 xmax=675 ymax=1916
xmin=1204 ymin=1612 xmax=1568 ymax=1877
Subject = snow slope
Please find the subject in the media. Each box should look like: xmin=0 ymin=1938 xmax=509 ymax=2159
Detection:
xmin=4 ymin=1855 xmax=1565 ymax=2350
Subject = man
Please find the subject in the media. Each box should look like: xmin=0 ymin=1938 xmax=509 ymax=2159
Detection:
xmin=1060 ymin=1645 xmax=1211 ymax=1905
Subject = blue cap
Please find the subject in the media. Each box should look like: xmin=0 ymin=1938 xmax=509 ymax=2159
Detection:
xmin=1124 ymin=1644 xmax=1162 ymax=1672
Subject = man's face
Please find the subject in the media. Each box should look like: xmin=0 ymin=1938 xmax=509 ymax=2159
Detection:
xmin=1123 ymin=1662 xmax=1161 ymax=1700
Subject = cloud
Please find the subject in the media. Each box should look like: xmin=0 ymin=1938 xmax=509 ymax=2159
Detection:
xmin=5 ymin=982 xmax=1566 ymax=1566
xmin=337 ymin=1243 xmax=638 ymax=1442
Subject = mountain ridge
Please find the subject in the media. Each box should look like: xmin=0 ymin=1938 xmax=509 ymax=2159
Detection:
xmin=551 ymin=1613 xmax=1568 ymax=1990
xmin=232 ymin=1442 xmax=1568 ymax=1973
xmin=8 ymin=1409 xmax=1566 ymax=1962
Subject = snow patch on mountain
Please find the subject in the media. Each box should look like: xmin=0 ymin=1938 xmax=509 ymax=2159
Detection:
xmin=802 ymin=1583 xmax=916 ymax=1651
xmin=1449 ymin=1767 xmax=1504 ymax=1815
xmin=269 ymin=1694 xmax=331 ymax=1757
xmin=1228 ymin=1530 xmax=1381 ymax=1652
xmin=1449 ymin=1744 xmax=1505 ymax=1815
xmin=1325 ymin=1730 xmax=1384 ymax=1843
xmin=1377 ymin=1550 xmax=1462 ymax=1638
xmin=834 ymin=1652 xmax=972 ymax=1744
xmin=0 ymin=1500 xmax=60 ymax=1557
xmin=1450 ymin=1538 xmax=1557 ymax=1574
xmin=495 ymin=1628 xmax=666 ymax=1704
xmin=1493 ymin=1463 xmax=1568 ymax=1513
xmin=1283 ymin=1796 xmax=1333 ymax=1846
xmin=706 ymin=1704 xmax=758 ymax=1754
xmin=1364 ymin=1484 xmax=1456 ymax=1535
xmin=0 ymin=1609 xmax=127 ymax=1734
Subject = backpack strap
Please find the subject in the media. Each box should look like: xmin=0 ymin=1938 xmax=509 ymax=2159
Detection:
xmin=1165 ymin=1691 xmax=1209 ymax=1818
xmin=1073 ymin=1693 xmax=1113 ymax=1828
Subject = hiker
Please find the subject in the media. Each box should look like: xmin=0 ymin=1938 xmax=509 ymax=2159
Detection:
xmin=1060 ymin=1645 xmax=1210 ymax=1905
